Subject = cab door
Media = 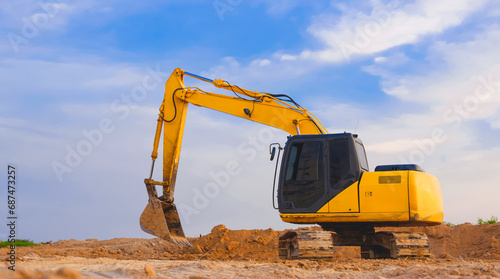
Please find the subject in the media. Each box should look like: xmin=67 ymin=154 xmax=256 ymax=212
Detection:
xmin=278 ymin=138 xmax=329 ymax=213
xmin=324 ymin=137 xmax=360 ymax=213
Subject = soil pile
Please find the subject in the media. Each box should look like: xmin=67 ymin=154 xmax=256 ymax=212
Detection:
xmin=188 ymin=224 xmax=281 ymax=261
xmin=409 ymin=222 xmax=500 ymax=259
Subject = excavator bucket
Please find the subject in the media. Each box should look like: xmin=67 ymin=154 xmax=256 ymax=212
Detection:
xmin=139 ymin=197 xmax=191 ymax=246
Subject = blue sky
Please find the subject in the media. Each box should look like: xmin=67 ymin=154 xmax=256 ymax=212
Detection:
xmin=1 ymin=0 xmax=500 ymax=242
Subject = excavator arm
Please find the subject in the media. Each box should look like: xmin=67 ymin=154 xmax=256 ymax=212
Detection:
xmin=140 ymin=68 xmax=327 ymax=244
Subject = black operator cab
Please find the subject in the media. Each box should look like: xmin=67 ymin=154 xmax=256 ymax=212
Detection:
xmin=277 ymin=133 xmax=369 ymax=214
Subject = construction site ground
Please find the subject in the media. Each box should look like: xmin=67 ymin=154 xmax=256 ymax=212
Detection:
xmin=1 ymin=223 xmax=500 ymax=278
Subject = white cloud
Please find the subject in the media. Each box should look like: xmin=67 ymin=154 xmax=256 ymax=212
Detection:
xmin=281 ymin=0 xmax=488 ymax=63
xmin=279 ymin=54 xmax=297 ymax=61
xmin=0 ymin=1 xmax=87 ymax=32
xmin=367 ymin=139 xmax=417 ymax=153
xmin=249 ymin=58 xmax=271 ymax=67
xmin=84 ymin=67 xmax=148 ymax=88
xmin=198 ymin=56 xmax=317 ymax=94
xmin=0 ymin=58 xmax=171 ymax=98
xmin=488 ymin=8 xmax=500 ymax=17
xmin=369 ymin=26 xmax=500 ymax=129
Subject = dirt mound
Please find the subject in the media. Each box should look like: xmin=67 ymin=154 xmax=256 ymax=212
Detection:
xmin=187 ymin=224 xmax=281 ymax=261
xmin=411 ymin=222 xmax=500 ymax=259
xmin=4 ymin=223 xmax=500 ymax=262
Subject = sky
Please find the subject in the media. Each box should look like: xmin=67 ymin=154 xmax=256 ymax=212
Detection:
xmin=1 ymin=0 xmax=500 ymax=242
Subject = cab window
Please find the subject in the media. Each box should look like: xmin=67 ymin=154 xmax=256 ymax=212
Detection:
xmin=328 ymin=139 xmax=350 ymax=188
xmin=283 ymin=141 xmax=324 ymax=208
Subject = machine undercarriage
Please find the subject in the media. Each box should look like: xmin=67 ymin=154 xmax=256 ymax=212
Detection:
xmin=278 ymin=227 xmax=430 ymax=260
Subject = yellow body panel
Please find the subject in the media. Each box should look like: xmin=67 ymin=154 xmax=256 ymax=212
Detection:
xmin=280 ymin=212 xmax=410 ymax=224
xmin=318 ymin=182 xmax=359 ymax=213
xmin=281 ymin=170 xmax=443 ymax=227
xmin=317 ymin=202 xmax=328 ymax=213
xmin=408 ymin=171 xmax=444 ymax=224
xmin=359 ymin=171 xmax=409 ymax=213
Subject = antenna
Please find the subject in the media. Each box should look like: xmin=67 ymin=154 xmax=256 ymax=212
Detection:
xmin=354 ymin=120 xmax=360 ymax=133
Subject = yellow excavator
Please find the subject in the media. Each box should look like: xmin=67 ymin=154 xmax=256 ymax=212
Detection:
xmin=140 ymin=68 xmax=443 ymax=259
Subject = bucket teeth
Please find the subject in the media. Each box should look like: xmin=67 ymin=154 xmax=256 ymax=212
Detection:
xmin=172 ymin=236 xmax=192 ymax=246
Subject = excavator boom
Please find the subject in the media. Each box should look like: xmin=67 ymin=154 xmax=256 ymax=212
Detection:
xmin=140 ymin=68 xmax=327 ymax=244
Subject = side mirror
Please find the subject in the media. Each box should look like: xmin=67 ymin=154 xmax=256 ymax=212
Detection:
xmin=270 ymin=146 xmax=276 ymax=161
xmin=269 ymin=143 xmax=281 ymax=161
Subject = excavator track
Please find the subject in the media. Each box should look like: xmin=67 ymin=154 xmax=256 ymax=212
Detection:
xmin=279 ymin=229 xmax=430 ymax=260
xmin=335 ymin=231 xmax=431 ymax=259
xmin=360 ymin=232 xmax=430 ymax=259
xmin=389 ymin=232 xmax=430 ymax=259
xmin=279 ymin=230 xmax=333 ymax=260
xmin=395 ymin=232 xmax=431 ymax=258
